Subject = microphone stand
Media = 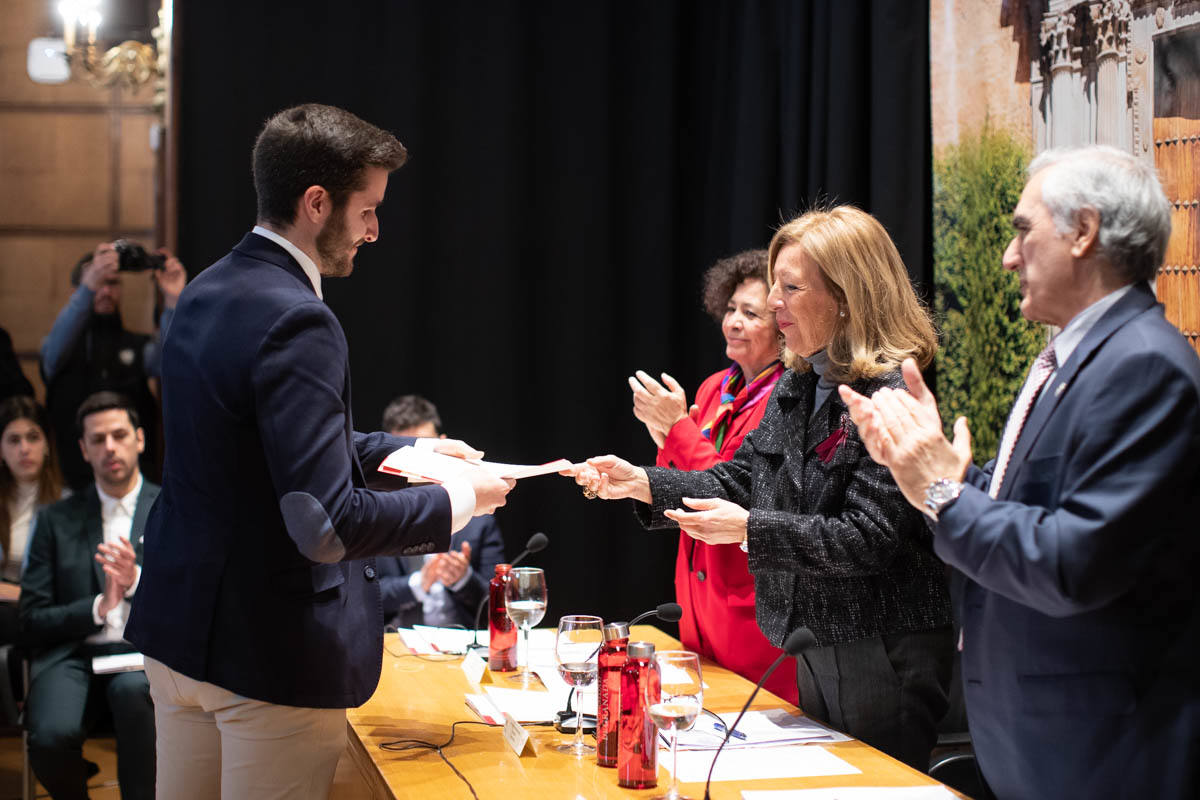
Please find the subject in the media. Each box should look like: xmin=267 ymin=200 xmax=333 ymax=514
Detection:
xmin=703 ymin=627 xmax=816 ymax=800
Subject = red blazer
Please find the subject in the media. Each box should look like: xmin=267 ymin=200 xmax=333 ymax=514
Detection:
xmin=656 ymin=369 xmax=797 ymax=704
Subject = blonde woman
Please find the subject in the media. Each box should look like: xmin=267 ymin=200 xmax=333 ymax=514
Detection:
xmin=571 ymin=206 xmax=953 ymax=770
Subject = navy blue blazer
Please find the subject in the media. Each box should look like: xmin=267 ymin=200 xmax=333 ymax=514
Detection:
xmin=376 ymin=515 xmax=505 ymax=629
xmin=20 ymin=482 xmax=157 ymax=680
xmin=936 ymin=283 xmax=1200 ymax=799
xmin=125 ymin=233 xmax=453 ymax=708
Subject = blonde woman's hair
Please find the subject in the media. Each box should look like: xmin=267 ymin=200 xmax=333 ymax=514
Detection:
xmin=767 ymin=205 xmax=936 ymax=382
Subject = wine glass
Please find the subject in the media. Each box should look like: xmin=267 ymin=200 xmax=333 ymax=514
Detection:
xmin=646 ymin=651 xmax=703 ymax=800
xmin=504 ymin=567 xmax=547 ymax=685
xmin=554 ymin=614 xmax=603 ymax=756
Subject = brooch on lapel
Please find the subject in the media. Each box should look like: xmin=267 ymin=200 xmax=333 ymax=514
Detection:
xmin=815 ymin=412 xmax=851 ymax=464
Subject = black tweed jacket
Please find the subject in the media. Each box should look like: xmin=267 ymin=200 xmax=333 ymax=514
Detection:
xmin=638 ymin=367 xmax=952 ymax=648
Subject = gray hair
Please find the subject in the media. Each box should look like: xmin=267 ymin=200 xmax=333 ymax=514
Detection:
xmin=1029 ymin=145 xmax=1171 ymax=283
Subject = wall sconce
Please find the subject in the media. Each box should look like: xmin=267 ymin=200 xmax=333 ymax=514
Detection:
xmin=27 ymin=0 xmax=169 ymax=94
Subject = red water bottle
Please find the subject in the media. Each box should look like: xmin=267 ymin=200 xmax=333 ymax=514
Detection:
xmin=488 ymin=564 xmax=517 ymax=671
xmin=618 ymin=641 xmax=660 ymax=788
xmin=596 ymin=621 xmax=630 ymax=767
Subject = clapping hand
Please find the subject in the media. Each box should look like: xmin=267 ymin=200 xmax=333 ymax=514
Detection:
xmin=95 ymin=536 xmax=137 ymax=617
xmin=838 ymin=358 xmax=972 ymax=514
xmin=429 ymin=537 xmax=470 ymax=587
xmin=629 ymin=370 xmax=689 ymax=447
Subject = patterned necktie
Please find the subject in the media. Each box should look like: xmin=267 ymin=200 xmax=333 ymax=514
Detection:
xmin=989 ymin=344 xmax=1058 ymax=498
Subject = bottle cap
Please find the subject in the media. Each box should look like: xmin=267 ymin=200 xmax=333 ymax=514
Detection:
xmin=494 ymin=563 xmax=512 ymax=575
xmin=627 ymin=641 xmax=656 ymax=659
xmin=603 ymin=622 xmax=630 ymax=641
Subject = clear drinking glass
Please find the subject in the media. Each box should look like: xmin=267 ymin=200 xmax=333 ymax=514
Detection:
xmin=554 ymin=614 xmax=603 ymax=756
xmin=646 ymin=650 xmax=703 ymax=800
xmin=504 ymin=567 xmax=547 ymax=685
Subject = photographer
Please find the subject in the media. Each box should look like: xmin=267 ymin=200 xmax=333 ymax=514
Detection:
xmin=40 ymin=241 xmax=186 ymax=489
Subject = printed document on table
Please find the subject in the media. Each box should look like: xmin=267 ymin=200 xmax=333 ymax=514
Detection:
xmin=481 ymin=686 xmax=562 ymax=723
xmin=670 ymin=708 xmax=850 ymax=750
xmin=378 ymin=446 xmax=571 ymax=483
xmin=665 ymin=745 xmax=860 ymax=783
xmin=742 ymin=788 xmax=958 ymax=800
xmin=398 ymin=625 xmax=481 ymax=654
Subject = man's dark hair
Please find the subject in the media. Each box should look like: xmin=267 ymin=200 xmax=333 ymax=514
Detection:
xmin=382 ymin=395 xmax=441 ymax=435
xmin=76 ymin=390 xmax=140 ymax=437
xmin=701 ymin=249 xmax=770 ymax=321
xmin=252 ymin=103 xmax=408 ymax=226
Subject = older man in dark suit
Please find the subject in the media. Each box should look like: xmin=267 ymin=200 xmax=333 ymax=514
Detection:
xmin=20 ymin=391 xmax=157 ymax=800
xmin=124 ymin=104 xmax=513 ymax=800
xmin=842 ymin=145 xmax=1200 ymax=799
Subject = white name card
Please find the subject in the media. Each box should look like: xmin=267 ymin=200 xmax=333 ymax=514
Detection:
xmin=461 ymin=653 xmax=491 ymax=685
xmin=502 ymin=712 xmax=538 ymax=757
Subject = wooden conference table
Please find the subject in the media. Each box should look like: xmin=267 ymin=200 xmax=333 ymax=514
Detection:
xmin=345 ymin=626 xmax=965 ymax=799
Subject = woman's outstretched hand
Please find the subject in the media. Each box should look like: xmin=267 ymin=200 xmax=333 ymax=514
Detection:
xmin=560 ymin=455 xmax=652 ymax=504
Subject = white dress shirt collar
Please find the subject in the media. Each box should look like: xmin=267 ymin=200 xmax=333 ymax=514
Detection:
xmin=251 ymin=225 xmax=323 ymax=300
xmin=96 ymin=473 xmax=143 ymax=520
xmin=1052 ymin=284 xmax=1134 ymax=369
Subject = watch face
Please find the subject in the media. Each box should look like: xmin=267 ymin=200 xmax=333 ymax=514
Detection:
xmin=929 ymin=483 xmax=955 ymax=503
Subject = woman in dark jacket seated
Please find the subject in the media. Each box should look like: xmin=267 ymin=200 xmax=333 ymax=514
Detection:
xmin=570 ymin=206 xmax=954 ymax=771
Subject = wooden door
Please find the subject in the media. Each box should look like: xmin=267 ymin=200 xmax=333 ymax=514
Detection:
xmin=1153 ymin=27 xmax=1200 ymax=356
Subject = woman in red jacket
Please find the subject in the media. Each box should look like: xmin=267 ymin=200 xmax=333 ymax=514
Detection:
xmin=628 ymin=250 xmax=795 ymax=703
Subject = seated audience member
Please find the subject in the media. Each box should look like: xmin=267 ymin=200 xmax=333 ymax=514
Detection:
xmin=19 ymin=391 xmax=156 ymax=800
xmin=0 ymin=397 xmax=66 ymax=629
xmin=40 ymin=242 xmax=186 ymax=490
xmin=0 ymin=327 xmax=34 ymax=403
xmin=377 ymin=395 xmax=505 ymax=629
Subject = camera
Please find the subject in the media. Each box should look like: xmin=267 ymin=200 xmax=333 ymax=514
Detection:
xmin=113 ymin=240 xmax=166 ymax=272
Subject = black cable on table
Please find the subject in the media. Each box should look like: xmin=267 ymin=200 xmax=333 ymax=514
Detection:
xmin=379 ymin=718 xmax=557 ymax=799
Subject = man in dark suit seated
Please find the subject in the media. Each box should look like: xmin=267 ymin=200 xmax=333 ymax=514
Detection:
xmin=377 ymin=395 xmax=506 ymax=629
xmin=843 ymin=145 xmax=1200 ymax=800
xmin=19 ymin=391 xmax=157 ymax=800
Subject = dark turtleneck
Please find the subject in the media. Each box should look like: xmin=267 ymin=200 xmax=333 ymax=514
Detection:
xmin=801 ymin=349 xmax=839 ymax=419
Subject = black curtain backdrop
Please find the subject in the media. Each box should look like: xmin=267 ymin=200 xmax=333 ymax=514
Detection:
xmin=176 ymin=1 xmax=932 ymax=632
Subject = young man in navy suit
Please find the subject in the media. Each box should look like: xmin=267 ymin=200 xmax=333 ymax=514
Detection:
xmin=843 ymin=146 xmax=1200 ymax=799
xmin=21 ymin=391 xmax=158 ymax=800
xmin=124 ymin=105 xmax=513 ymax=799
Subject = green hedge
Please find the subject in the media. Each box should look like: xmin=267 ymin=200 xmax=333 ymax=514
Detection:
xmin=934 ymin=124 xmax=1046 ymax=465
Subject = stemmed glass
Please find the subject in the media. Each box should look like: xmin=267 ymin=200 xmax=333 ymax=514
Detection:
xmin=554 ymin=614 xmax=603 ymax=756
xmin=646 ymin=651 xmax=703 ymax=800
xmin=504 ymin=567 xmax=547 ymax=685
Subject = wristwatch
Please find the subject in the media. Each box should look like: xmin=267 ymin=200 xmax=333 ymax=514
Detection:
xmin=923 ymin=478 xmax=964 ymax=519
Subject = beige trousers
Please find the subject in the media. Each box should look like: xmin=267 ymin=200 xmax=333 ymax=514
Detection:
xmin=144 ymin=656 xmax=346 ymax=800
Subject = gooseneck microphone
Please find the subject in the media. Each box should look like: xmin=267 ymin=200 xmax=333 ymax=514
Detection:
xmin=703 ymin=627 xmax=816 ymax=800
xmin=629 ymin=602 xmax=683 ymax=628
xmin=468 ymin=532 xmax=549 ymax=653
xmin=557 ymin=602 xmax=684 ymax=733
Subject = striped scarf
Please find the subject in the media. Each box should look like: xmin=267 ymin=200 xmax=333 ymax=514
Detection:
xmin=700 ymin=360 xmax=784 ymax=452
